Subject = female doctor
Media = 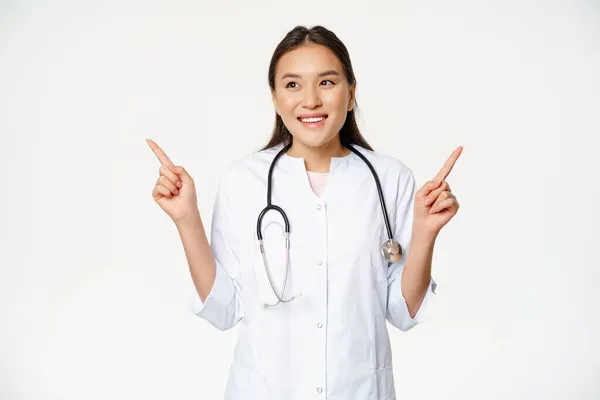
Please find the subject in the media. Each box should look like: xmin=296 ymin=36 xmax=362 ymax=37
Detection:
xmin=148 ymin=25 xmax=462 ymax=400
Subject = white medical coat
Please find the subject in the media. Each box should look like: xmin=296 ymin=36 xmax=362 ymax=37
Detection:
xmin=189 ymin=142 xmax=437 ymax=400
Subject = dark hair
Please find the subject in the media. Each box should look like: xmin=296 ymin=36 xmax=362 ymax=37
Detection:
xmin=261 ymin=25 xmax=373 ymax=152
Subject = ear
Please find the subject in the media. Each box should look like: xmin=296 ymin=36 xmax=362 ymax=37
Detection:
xmin=271 ymin=90 xmax=281 ymax=116
xmin=348 ymin=84 xmax=356 ymax=112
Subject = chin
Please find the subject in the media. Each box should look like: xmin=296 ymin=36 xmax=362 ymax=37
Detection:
xmin=292 ymin=132 xmax=334 ymax=148
xmin=292 ymin=127 xmax=334 ymax=146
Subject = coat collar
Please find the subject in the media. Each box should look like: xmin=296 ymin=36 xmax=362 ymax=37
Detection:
xmin=270 ymin=142 xmax=359 ymax=176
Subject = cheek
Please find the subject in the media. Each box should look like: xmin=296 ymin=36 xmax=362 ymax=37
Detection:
xmin=277 ymin=94 xmax=298 ymax=111
xmin=323 ymin=90 xmax=348 ymax=110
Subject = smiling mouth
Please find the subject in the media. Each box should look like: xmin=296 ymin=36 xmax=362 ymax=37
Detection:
xmin=298 ymin=115 xmax=328 ymax=123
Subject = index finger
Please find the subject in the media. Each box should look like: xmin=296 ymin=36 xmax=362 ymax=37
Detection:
xmin=146 ymin=138 xmax=175 ymax=167
xmin=434 ymin=146 xmax=463 ymax=181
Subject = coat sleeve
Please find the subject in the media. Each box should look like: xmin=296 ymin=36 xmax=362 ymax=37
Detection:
xmin=386 ymin=167 xmax=437 ymax=332
xmin=188 ymin=169 xmax=244 ymax=331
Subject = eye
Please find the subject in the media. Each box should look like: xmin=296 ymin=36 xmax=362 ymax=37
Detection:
xmin=285 ymin=81 xmax=299 ymax=88
xmin=321 ymin=80 xmax=335 ymax=86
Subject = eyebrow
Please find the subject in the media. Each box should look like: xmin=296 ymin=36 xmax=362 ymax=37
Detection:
xmin=280 ymin=70 xmax=340 ymax=80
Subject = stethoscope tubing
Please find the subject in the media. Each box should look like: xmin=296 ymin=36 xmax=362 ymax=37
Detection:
xmin=256 ymin=141 xmax=399 ymax=307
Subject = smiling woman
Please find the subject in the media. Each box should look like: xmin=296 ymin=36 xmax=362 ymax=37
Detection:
xmin=149 ymin=24 xmax=459 ymax=400
xmin=263 ymin=26 xmax=372 ymax=171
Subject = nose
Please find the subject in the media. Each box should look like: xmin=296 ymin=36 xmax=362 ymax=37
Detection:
xmin=302 ymin=86 xmax=321 ymax=109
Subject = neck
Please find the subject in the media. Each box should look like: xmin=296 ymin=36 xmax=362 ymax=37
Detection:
xmin=286 ymin=137 xmax=350 ymax=172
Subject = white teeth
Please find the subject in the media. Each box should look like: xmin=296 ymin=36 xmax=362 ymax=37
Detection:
xmin=300 ymin=116 xmax=326 ymax=123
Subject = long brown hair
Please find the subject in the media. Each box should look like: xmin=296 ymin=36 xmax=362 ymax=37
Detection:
xmin=261 ymin=25 xmax=373 ymax=152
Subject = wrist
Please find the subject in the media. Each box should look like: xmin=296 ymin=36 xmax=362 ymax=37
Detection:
xmin=411 ymin=226 xmax=438 ymax=243
xmin=174 ymin=210 xmax=202 ymax=230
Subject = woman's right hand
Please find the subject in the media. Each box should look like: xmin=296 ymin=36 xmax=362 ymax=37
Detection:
xmin=147 ymin=138 xmax=199 ymax=223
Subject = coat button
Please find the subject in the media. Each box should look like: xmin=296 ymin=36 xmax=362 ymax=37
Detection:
xmin=317 ymin=322 xmax=323 ymax=328
xmin=317 ymin=260 xmax=322 ymax=266
xmin=316 ymin=204 xmax=322 ymax=210
xmin=317 ymin=387 xmax=323 ymax=393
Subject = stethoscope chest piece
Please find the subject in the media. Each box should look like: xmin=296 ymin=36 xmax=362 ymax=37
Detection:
xmin=381 ymin=239 xmax=402 ymax=263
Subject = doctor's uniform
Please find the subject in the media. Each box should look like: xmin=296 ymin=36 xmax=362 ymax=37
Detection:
xmin=188 ymin=142 xmax=437 ymax=400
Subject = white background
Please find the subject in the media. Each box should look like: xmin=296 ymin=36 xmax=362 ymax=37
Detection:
xmin=1 ymin=0 xmax=599 ymax=399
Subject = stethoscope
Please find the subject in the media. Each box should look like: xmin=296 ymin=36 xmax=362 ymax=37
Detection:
xmin=256 ymin=141 xmax=402 ymax=307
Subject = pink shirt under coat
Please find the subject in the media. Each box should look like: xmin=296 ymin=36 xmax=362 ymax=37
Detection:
xmin=306 ymin=170 xmax=328 ymax=198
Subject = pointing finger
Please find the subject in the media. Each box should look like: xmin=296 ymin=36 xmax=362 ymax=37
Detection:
xmin=434 ymin=146 xmax=463 ymax=182
xmin=146 ymin=138 xmax=175 ymax=167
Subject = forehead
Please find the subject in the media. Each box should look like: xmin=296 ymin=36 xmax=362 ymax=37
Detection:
xmin=276 ymin=43 xmax=343 ymax=78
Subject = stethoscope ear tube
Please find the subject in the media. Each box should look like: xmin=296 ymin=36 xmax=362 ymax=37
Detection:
xmin=257 ymin=206 xmax=296 ymax=307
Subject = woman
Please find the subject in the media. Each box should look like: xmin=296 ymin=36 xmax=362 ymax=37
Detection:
xmin=148 ymin=25 xmax=461 ymax=400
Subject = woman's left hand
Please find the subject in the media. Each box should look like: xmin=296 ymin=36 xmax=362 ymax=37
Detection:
xmin=413 ymin=146 xmax=463 ymax=237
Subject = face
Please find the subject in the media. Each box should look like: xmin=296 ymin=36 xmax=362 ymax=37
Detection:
xmin=271 ymin=43 xmax=355 ymax=150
